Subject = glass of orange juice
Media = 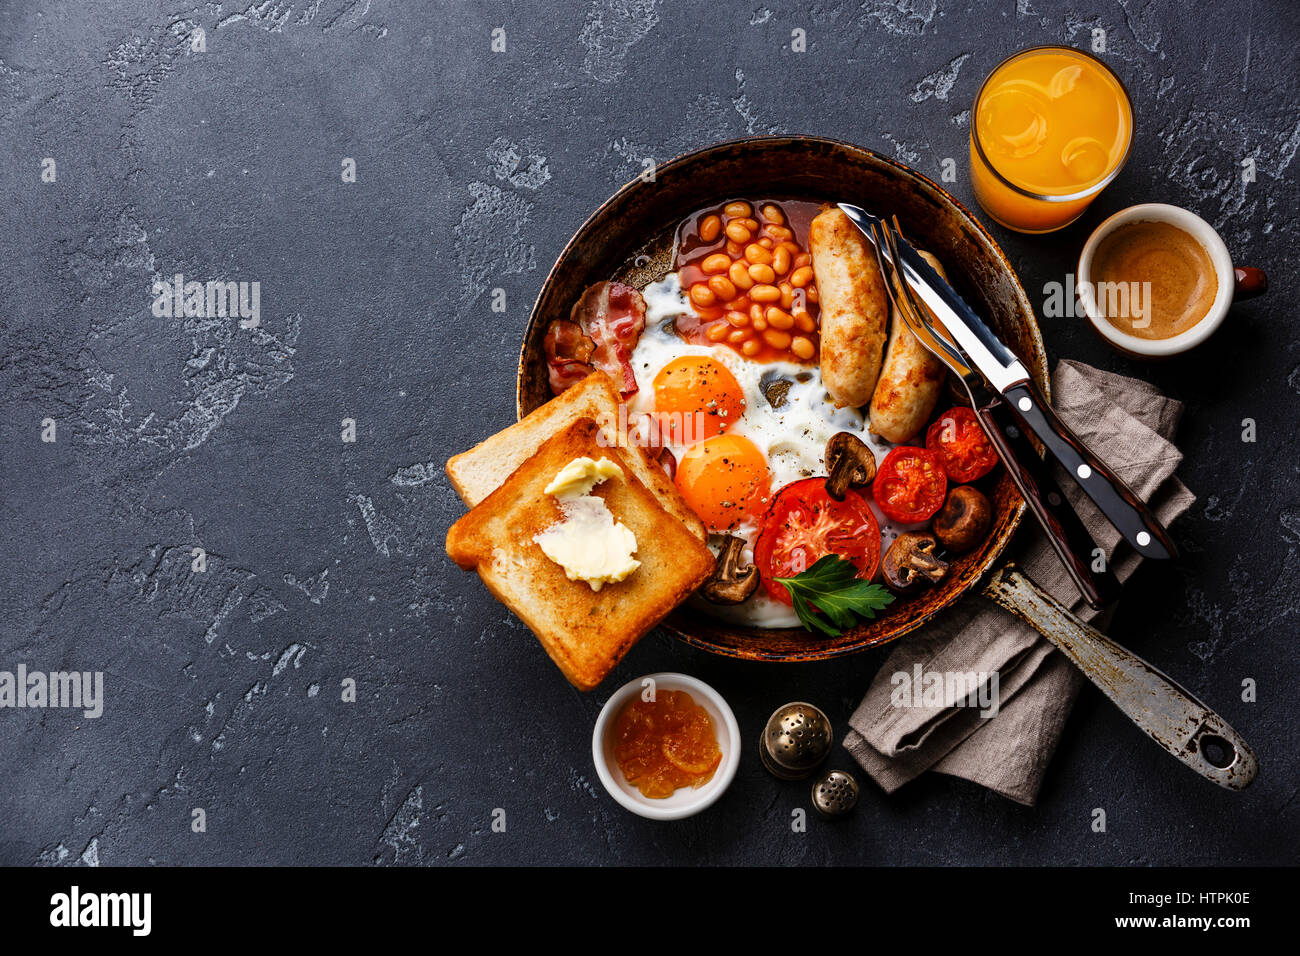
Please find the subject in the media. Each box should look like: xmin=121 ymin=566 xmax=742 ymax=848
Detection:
xmin=970 ymin=46 xmax=1133 ymax=233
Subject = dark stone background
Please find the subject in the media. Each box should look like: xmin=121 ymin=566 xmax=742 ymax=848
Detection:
xmin=1 ymin=0 xmax=1297 ymax=866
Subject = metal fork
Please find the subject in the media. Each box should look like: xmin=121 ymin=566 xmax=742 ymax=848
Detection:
xmin=869 ymin=217 xmax=971 ymax=385
xmin=868 ymin=215 xmax=1119 ymax=609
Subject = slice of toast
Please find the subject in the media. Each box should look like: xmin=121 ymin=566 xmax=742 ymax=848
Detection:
xmin=445 ymin=371 xmax=706 ymax=541
xmin=446 ymin=418 xmax=716 ymax=691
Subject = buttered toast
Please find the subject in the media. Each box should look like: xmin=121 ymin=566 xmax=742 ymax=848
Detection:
xmin=445 ymin=418 xmax=716 ymax=691
xmin=445 ymin=371 xmax=706 ymax=541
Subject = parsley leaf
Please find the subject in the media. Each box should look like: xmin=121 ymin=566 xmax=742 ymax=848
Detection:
xmin=774 ymin=555 xmax=895 ymax=637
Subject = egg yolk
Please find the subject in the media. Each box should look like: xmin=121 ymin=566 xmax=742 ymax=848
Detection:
xmin=652 ymin=356 xmax=746 ymax=444
xmin=674 ymin=433 xmax=771 ymax=532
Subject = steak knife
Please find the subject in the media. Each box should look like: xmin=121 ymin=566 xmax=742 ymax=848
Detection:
xmin=839 ymin=202 xmax=1179 ymax=568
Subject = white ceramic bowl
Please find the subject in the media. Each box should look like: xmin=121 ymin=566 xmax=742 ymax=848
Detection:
xmin=1076 ymin=202 xmax=1235 ymax=358
xmin=591 ymin=672 xmax=741 ymax=821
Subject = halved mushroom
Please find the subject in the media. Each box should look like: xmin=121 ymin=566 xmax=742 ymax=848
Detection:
xmin=761 ymin=373 xmax=793 ymax=410
xmin=824 ymin=432 xmax=877 ymax=501
xmin=933 ymin=486 xmax=992 ymax=553
xmin=881 ymin=533 xmax=949 ymax=593
xmin=701 ymin=534 xmax=759 ymax=604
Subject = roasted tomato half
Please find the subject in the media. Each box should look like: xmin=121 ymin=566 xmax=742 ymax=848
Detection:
xmin=926 ymin=406 xmax=998 ymax=483
xmin=754 ymin=478 xmax=881 ymax=604
xmin=872 ymin=446 xmax=948 ymax=524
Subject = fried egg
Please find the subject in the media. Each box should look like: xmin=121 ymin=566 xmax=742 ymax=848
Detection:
xmin=631 ymin=275 xmax=887 ymax=628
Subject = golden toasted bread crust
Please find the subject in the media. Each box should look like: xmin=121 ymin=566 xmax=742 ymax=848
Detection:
xmin=445 ymin=417 xmax=716 ymax=690
xmin=445 ymin=371 xmax=706 ymax=541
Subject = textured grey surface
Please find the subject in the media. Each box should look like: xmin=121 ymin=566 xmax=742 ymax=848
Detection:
xmin=1 ymin=0 xmax=1297 ymax=866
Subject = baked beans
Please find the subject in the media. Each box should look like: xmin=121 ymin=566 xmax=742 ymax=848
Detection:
xmin=708 ymin=275 xmax=737 ymax=301
xmin=725 ymin=221 xmax=752 ymax=244
xmin=701 ymin=253 xmax=731 ymax=274
xmin=677 ymin=200 xmax=821 ymax=364
xmin=772 ymin=246 xmax=791 ymax=276
xmin=689 ymin=283 xmax=716 ymax=307
xmin=766 ymin=307 xmax=795 ymax=330
xmin=728 ymin=260 xmax=755 ymax=291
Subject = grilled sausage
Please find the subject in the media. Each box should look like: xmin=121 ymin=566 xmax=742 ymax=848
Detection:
xmin=868 ymin=249 xmax=948 ymax=443
xmin=808 ymin=208 xmax=889 ymax=408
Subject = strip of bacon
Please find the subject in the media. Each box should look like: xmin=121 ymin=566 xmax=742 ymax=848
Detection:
xmin=543 ymin=320 xmax=595 ymax=394
xmin=592 ymin=282 xmax=647 ymax=397
xmin=557 ymin=281 xmax=646 ymax=397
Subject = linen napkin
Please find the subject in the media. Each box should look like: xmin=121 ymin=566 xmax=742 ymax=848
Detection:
xmin=843 ymin=360 xmax=1196 ymax=806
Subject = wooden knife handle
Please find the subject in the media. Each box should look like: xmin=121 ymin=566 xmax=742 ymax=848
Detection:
xmin=973 ymin=398 xmax=1118 ymax=610
xmin=1003 ymin=381 xmax=1178 ymax=562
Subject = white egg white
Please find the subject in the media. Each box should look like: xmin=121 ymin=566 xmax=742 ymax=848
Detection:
xmin=632 ymin=275 xmax=919 ymax=630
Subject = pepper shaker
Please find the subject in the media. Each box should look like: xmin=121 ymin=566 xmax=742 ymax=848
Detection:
xmin=759 ymin=701 xmax=833 ymax=780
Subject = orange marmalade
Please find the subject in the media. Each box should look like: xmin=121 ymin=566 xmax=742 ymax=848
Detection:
xmin=675 ymin=199 xmax=822 ymax=364
xmin=613 ymin=689 xmax=722 ymax=799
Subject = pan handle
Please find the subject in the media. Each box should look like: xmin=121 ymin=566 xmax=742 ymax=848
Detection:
xmin=982 ymin=564 xmax=1259 ymax=791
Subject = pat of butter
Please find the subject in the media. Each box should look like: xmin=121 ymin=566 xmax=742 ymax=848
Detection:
xmin=544 ymin=456 xmax=625 ymax=498
xmin=534 ymin=458 xmax=640 ymax=591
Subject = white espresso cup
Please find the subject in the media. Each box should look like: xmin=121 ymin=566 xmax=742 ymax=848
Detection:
xmin=1076 ymin=203 xmax=1267 ymax=358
